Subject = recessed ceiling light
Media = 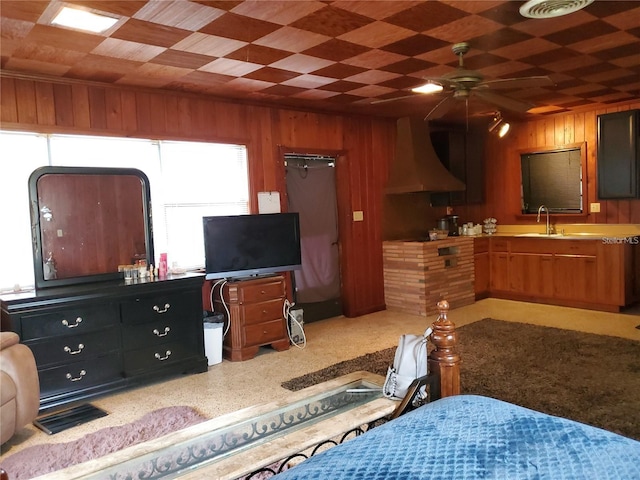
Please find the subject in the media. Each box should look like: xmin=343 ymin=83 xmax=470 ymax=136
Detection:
xmin=520 ymin=0 xmax=595 ymax=19
xmin=51 ymin=6 xmax=118 ymax=33
xmin=411 ymin=83 xmax=444 ymax=94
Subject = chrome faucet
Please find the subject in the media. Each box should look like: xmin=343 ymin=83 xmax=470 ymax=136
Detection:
xmin=537 ymin=205 xmax=551 ymax=235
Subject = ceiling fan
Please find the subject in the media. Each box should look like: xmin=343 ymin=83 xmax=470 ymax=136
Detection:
xmin=373 ymin=42 xmax=554 ymax=121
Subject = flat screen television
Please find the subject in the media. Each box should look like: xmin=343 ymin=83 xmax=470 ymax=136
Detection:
xmin=203 ymin=213 xmax=302 ymax=280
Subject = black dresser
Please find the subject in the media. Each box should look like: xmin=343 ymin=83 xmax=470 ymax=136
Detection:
xmin=1 ymin=273 xmax=208 ymax=413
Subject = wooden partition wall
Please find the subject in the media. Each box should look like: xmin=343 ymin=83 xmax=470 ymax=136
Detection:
xmin=0 ymin=74 xmax=393 ymax=318
xmin=457 ymin=101 xmax=640 ymax=226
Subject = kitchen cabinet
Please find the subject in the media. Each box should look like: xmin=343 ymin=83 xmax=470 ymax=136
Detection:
xmin=597 ymin=110 xmax=639 ymax=199
xmin=489 ymin=238 xmax=509 ymax=292
xmin=0 ymin=274 xmax=208 ymax=412
xmin=474 ymin=238 xmax=490 ymax=298
xmin=215 ymin=275 xmax=290 ymax=361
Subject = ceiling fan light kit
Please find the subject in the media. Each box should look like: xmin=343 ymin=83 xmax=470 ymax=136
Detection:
xmin=411 ymin=83 xmax=444 ymax=94
xmin=519 ymin=0 xmax=595 ymax=19
xmin=488 ymin=113 xmax=510 ymax=138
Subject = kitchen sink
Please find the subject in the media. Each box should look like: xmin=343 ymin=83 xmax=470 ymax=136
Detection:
xmin=515 ymin=233 xmax=563 ymax=237
xmin=515 ymin=232 xmax=604 ymax=239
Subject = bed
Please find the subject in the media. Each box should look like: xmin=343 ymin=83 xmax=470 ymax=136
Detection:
xmin=273 ymin=301 xmax=640 ymax=479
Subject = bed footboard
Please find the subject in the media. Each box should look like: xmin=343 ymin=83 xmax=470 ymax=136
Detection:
xmin=428 ymin=300 xmax=461 ymax=398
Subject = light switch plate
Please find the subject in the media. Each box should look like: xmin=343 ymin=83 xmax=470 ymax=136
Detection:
xmin=590 ymin=203 xmax=600 ymax=213
xmin=353 ymin=210 xmax=364 ymax=222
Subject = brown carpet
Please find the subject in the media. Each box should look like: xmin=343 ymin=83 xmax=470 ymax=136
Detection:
xmin=282 ymin=319 xmax=640 ymax=440
xmin=0 ymin=406 xmax=207 ymax=480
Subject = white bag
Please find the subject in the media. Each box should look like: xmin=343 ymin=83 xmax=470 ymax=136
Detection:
xmin=383 ymin=327 xmax=432 ymax=400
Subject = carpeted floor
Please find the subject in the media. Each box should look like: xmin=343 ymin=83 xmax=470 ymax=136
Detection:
xmin=282 ymin=318 xmax=640 ymax=440
xmin=0 ymin=406 xmax=207 ymax=480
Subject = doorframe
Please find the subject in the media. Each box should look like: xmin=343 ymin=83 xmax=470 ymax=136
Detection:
xmin=277 ymin=145 xmax=350 ymax=313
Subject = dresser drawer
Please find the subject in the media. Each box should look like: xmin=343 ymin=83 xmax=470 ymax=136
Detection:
xmin=122 ymin=339 xmax=199 ymax=375
xmin=29 ymin=328 xmax=120 ymax=368
xmin=38 ymin=353 xmax=122 ymax=398
xmin=21 ymin=303 xmax=118 ymax=340
xmin=244 ymin=319 xmax=286 ymax=347
xmin=121 ymin=316 xmax=195 ymax=350
xmin=241 ymin=299 xmax=284 ymax=326
xmin=235 ymin=281 xmax=285 ymax=303
xmin=120 ymin=290 xmax=200 ymax=325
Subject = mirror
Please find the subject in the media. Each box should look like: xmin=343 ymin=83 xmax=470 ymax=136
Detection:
xmin=29 ymin=166 xmax=154 ymax=289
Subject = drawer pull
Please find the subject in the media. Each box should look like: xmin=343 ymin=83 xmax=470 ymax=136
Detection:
xmin=152 ymin=327 xmax=171 ymax=337
xmin=153 ymin=303 xmax=171 ymax=314
xmin=66 ymin=369 xmax=87 ymax=382
xmin=154 ymin=350 xmax=172 ymax=361
xmin=62 ymin=317 xmax=83 ymax=328
xmin=64 ymin=343 xmax=85 ymax=355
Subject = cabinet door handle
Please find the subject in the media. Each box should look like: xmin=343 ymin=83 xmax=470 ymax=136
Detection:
xmin=64 ymin=343 xmax=85 ymax=355
xmin=153 ymin=327 xmax=171 ymax=337
xmin=153 ymin=303 xmax=171 ymax=314
xmin=62 ymin=317 xmax=83 ymax=328
xmin=66 ymin=369 xmax=87 ymax=382
xmin=154 ymin=350 xmax=172 ymax=361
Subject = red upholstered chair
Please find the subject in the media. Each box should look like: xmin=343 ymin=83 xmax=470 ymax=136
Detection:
xmin=0 ymin=332 xmax=40 ymax=445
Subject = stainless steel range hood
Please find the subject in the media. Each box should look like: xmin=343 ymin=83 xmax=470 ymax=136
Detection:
xmin=385 ymin=117 xmax=465 ymax=194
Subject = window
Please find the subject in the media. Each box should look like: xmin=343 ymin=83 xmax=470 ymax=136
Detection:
xmin=520 ymin=147 xmax=583 ymax=214
xmin=0 ymin=131 xmax=248 ymax=292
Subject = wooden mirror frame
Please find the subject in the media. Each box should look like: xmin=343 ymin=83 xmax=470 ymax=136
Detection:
xmin=29 ymin=166 xmax=154 ymax=289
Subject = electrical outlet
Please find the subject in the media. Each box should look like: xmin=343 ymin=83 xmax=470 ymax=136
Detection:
xmin=590 ymin=203 xmax=600 ymax=213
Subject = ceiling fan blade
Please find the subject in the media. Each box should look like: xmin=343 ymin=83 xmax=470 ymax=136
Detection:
xmin=474 ymin=89 xmax=534 ymax=113
xmin=425 ymin=95 xmax=457 ymax=120
xmin=481 ymin=76 xmax=554 ymax=90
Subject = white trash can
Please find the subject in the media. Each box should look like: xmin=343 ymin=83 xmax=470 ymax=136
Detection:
xmin=203 ymin=321 xmax=223 ymax=366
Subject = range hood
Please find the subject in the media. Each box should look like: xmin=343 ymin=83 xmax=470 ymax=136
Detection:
xmin=385 ymin=116 xmax=466 ymax=194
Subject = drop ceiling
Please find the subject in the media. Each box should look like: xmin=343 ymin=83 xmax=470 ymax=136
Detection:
xmin=1 ymin=1 xmax=639 ymax=122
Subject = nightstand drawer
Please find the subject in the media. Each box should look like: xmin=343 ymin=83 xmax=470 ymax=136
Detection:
xmin=120 ymin=290 xmax=200 ymax=325
xmin=244 ymin=319 xmax=286 ymax=347
xmin=29 ymin=328 xmax=120 ymax=367
xmin=236 ymin=281 xmax=284 ymax=303
xmin=21 ymin=304 xmax=117 ymax=340
xmin=241 ymin=299 xmax=284 ymax=326
xmin=121 ymin=316 xmax=194 ymax=350
xmin=38 ymin=353 xmax=122 ymax=398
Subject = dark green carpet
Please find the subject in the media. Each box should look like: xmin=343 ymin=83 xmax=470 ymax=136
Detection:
xmin=282 ymin=318 xmax=640 ymax=440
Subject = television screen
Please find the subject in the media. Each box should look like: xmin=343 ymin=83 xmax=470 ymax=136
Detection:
xmin=203 ymin=213 xmax=302 ymax=280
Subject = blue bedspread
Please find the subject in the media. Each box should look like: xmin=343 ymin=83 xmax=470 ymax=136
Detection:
xmin=275 ymin=395 xmax=640 ymax=479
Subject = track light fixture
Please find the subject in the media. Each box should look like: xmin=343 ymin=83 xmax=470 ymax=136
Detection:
xmin=488 ymin=112 xmax=510 ymax=138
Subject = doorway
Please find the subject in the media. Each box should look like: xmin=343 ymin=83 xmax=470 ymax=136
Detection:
xmin=284 ymin=153 xmax=342 ymax=323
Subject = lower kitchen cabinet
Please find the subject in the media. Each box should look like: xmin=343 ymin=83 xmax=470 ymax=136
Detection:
xmin=0 ymin=273 xmax=208 ymax=412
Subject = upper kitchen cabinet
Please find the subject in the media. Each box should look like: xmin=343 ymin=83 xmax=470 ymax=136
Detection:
xmin=597 ymin=110 xmax=639 ymax=199
xmin=429 ymin=125 xmax=485 ymax=206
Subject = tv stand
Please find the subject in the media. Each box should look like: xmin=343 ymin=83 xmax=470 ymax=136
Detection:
xmin=215 ymin=275 xmax=290 ymax=361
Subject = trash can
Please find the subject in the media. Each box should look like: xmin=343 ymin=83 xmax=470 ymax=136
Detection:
xmin=203 ymin=313 xmax=224 ymax=366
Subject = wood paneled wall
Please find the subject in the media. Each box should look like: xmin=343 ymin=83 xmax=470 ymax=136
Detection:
xmin=458 ymin=101 xmax=640 ymax=226
xmin=1 ymin=75 xmax=393 ymax=317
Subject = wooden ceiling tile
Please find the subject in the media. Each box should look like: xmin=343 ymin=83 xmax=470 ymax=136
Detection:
xmin=224 ymin=77 xmax=276 ymax=92
xmin=254 ymin=26 xmax=329 ymax=53
xmin=318 ymin=79 xmax=365 ymax=93
xmin=199 ymin=12 xmax=280 ymax=42
xmin=311 ymin=63 xmax=366 ymax=79
xmin=570 ymin=31 xmax=639 ymax=55
xmin=480 ymin=60 xmax=534 ymax=79
xmin=381 ymin=58 xmax=436 ymax=75
xmin=24 ymin=24 xmax=103 ymax=52
xmin=11 ymin=42 xmax=87 ymax=66
xmin=244 ymin=66 xmax=300 ymax=83
xmin=115 ymin=73 xmax=173 ymax=89
xmin=338 ymin=21 xmax=414 ymax=49
xmin=270 ymin=54 xmax=334 ymax=75
xmin=198 ymin=58 xmax=263 ymax=77
xmin=230 ymin=1 xmax=325 ymax=26
xmin=342 ymin=49 xmax=407 ymax=70
xmin=172 ymin=32 xmax=246 ymax=57
xmin=281 ymin=74 xmax=336 ymax=89
xmin=439 ymin=1 xmax=504 ymax=15
xmin=541 ymin=54 xmax=601 ymax=73
xmin=64 ymin=54 xmax=142 ymax=80
xmin=492 ymin=38 xmax=560 ymax=60
xmin=111 ymin=18 xmax=192 ymax=48
xmin=382 ymin=34 xmax=448 ymax=57
xmin=302 ymin=39 xmax=369 ymax=62
xmin=424 ymin=15 xmax=502 ymax=44
xmin=150 ymin=50 xmax=215 ymax=69
xmin=385 ymin=1 xmax=467 ymax=32
xmin=132 ymin=0 xmax=224 ymax=30
xmin=611 ymin=52 xmax=640 ymax=69
xmin=92 ymin=38 xmax=166 ymax=62
xmin=5 ymin=56 xmax=71 ymax=76
xmin=344 ymin=69 xmax=401 ymax=85
xmin=66 ymin=0 xmax=147 ymax=17
xmin=290 ymin=5 xmax=373 ymax=37
xmin=291 ymin=88 xmax=340 ymax=100
xmin=332 ymin=1 xmax=424 ymax=21
xmin=225 ymin=45 xmax=292 ymax=65
xmin=134 ymin=63 xmax=194 ymax=80
xmin=512 ymin=10 xmax=595 ymax=37
xmin=602 ymin=5 xmax=640 ymax=30
xmin=1 ymin=18 xmax=35 ymax=56
xmin=469 ymin=28 xmax=534 ymax=52
xmin=260 ymin=84 xmax=306 ymax=96
xmin=344 ymin=84 xmax=397 ymax=98
xmin=178 ymin=70 xmax=235 ymax=87
xmin=0 ymin=1 xmax=49 ymax=22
